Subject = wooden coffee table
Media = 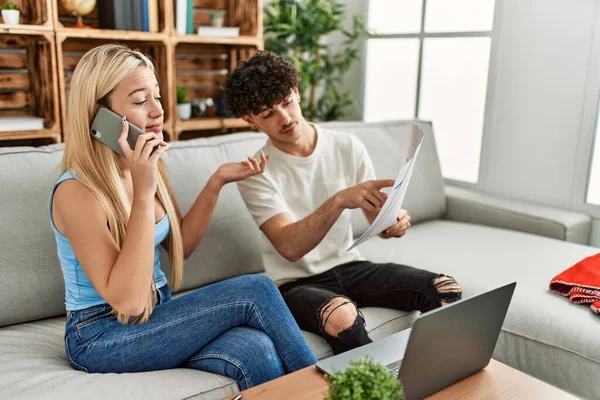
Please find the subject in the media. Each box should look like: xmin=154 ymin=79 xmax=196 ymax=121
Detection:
xmin=226 ymin=359 xmax=576 ymax=399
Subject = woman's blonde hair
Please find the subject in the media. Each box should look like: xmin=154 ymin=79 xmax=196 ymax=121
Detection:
xmin=61 ymin=44 xmax=183 ymax=324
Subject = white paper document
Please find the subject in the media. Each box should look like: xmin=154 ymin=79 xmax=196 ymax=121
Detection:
xmin=347 ymin=123 xmax=424 ymax=251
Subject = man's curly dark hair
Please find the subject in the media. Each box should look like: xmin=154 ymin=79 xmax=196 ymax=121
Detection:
xmin=224 ymin=51 xmax=300 ymax=118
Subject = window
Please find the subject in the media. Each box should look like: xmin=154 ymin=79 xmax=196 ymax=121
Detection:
xmin=586 ymin=99 xmax=600 ymax=205
xmin=574 ymin=6 xmax=600 ymax=214
xmin=364 ymin=0 xmax=495 ymax=183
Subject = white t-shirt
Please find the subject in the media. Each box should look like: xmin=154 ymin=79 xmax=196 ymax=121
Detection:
xmin=237 ymin=124 xmax=376 ymax=285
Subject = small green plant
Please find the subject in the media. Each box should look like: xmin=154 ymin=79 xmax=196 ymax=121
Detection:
xmin=176 ymin=86 xmax=187 ymax=104
xmin=326 ymin=357 xmax=404 ymax=400
xmin=211 ymin=10 xmax=225 ymax=19
xmin=2 ymin=2 xmax=18 ymax=10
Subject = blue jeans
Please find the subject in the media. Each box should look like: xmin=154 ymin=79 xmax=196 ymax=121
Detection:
xmin=65 ymin=275 xmax=317 ymax=390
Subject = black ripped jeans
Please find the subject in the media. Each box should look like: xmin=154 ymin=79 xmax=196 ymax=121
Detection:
xmin=278 ymin=261 xmax=461 ymax=355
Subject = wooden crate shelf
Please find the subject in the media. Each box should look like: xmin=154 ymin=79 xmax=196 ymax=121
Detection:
xmin=0 ymin=0 xmax=53 ymax=29
xmin=172 ymin=42 xmax=258 ymax=139
xmin=177 ymin=0 xmax=262 ymax=37
xmin=172 ymin=34 xmax=262 ymax=46
xmin=0 ymin=32 xmax=60 ymax=144
xmin=56 ymin=27 xmax=168 ymax=41
xmin=0 ymin=24 xmax=52 ymax=33
xmin=177 ymin=117 xmax=248 ymax=131
xmin=0 ymin=0 xmax=262 ymax=146
xmin=53 ymin=0 xmax=172 ymax=34
xmin=0 ymin=129 xmax=61 ymax=142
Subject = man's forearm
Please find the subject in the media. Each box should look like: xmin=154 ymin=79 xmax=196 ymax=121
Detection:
xmin=275 ymin=195 xmax=344 ymax=261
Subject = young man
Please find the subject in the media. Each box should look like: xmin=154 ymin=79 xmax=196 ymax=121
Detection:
xmin=224 ymin=51 xmax=462 ymax=355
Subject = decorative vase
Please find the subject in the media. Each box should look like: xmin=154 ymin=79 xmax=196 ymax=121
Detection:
xmin=1 ymin=9 xmax=20 ymax=25
xmin=177 ymin=103 xmax=192 ymax=120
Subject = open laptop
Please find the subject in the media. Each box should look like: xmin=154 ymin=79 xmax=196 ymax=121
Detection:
xmin=316 ymin=282 xmax=516 ymax=400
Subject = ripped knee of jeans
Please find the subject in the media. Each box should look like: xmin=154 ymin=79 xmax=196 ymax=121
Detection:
xmin=317 ymin=295 xmax=364 ymax=338
xmin=432 ymin=275 xmax=462 ymax=304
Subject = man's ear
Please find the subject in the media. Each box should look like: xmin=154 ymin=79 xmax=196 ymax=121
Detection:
xmin=242 ymin=115 xmax=258 ymax=130
xmin=292 ymin=87 xmax=300 ymax=103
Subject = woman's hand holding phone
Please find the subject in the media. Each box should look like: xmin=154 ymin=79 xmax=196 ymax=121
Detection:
xmin=117 ymin=118 xmax=169 ymax=198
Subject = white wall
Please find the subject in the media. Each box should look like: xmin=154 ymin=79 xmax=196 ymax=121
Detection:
xmin=477 ymin=0 xmax=598 ymax=210
xmin=475 ymin=0 xmax=600 ymax=247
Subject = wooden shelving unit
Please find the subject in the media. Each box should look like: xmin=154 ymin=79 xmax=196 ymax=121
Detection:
xmin=0 ymin=0 xmax=263 ymax=146
xmin=0 ymin=0 xmax=54 ymax=29
xmin=0 ymin=0 xmax=59 ymax=144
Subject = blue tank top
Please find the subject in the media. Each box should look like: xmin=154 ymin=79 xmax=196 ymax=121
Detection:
xmin=48 ymin=171 xmax=170 ymax=311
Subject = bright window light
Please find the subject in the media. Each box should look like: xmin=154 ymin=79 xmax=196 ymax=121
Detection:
xmin=364 ymin=39 xmax=420 ymax=122
xmin=368 ymin=0 xmax=423 ymax=34
xmin=419 ymin=37 xmax=491 ymax=183
xmin=425 ymin=0 xmax=495 ymax=33
xmin=363 ymin=0 xmax=495 ymax=183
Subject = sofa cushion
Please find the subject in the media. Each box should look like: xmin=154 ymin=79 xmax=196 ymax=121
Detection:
xmin=0 ymin=145 xmax=66 ymax=327
xmin=358 ymin=220 xmax=600 ymax=400
xmin=0 ymin=307 xmax=414 ymax=400
xmin=160 ymin=134 xmax=268 ymax=292
xmin=0 ymin=316 xmax=238 ymax=400
xmin=319 ymin=120 xmax=446 ymax=236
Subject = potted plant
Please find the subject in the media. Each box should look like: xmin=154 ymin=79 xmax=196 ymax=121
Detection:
xmin=1 ymin=2 xmax=20 ymax=25
xmin=326 ymin=357 xmax=404 ymax=400
xmin=264 ymin=0 xmax=372 ymax=121
xmin=176 ymin=86 xmax=191 ymax=120
xmin=210 ymin=10 xmax=225 ymax=27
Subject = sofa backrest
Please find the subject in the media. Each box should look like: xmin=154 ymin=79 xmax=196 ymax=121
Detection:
xmin=0 ymin=145 xmax=66 ymax=327
xmin=158 ymin=133 xmax=268 ymax=293
xmin=0 ymin=120 xmax=445 ymax=327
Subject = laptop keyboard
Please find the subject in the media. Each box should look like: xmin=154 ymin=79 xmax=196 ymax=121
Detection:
xmin=387 ymin=361 xmax=401 ymax=377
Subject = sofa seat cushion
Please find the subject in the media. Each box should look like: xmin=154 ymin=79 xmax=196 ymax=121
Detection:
xmin=0 ymin=306 xmax=414 ymax=400
xmin=359 ymin=220 xmax=600 ymax=400
xmin=0 ymin=317 xmax=238 ymax=400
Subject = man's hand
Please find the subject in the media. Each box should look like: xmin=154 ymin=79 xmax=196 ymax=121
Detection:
xmin=380 ymin=209 xmax=411 ymax=238
xmin=335 ymin=179 xmax=394 ymax=212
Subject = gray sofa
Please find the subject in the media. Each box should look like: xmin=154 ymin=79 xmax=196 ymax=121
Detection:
xmin=1 ymin=120 xmax=597 ymax=399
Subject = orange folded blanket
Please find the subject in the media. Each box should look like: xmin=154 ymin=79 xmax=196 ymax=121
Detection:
xmin=549 ymin=253 xmax=600 ymax=315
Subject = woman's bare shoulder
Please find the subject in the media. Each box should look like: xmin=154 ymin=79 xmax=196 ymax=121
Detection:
xmin=53 ymin=179 xmax=107 ymax=233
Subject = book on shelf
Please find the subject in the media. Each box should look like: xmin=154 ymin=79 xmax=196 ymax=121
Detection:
xmin=186 ymin=0 xmax=194 ymax=34
xmin=132 ymin=0 xmax=143 ymax=31
xmin=175 ymin=0 xmax=187 ymax=35
xmin=148 ymin=0 xmax=159 ymax=32
xmin=98 ymin=0 xmax=158 ymax=32
xmin=0 ymin=116 xmax=44 ymax=132
xmin=197 ymin=26 xmax=240 ymax=37
xmin=141 ymin=0 xmax=149 ymax=32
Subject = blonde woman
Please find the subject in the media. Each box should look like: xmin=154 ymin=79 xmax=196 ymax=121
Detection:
xmin=48 ymin=44 xmax=316 ymax=390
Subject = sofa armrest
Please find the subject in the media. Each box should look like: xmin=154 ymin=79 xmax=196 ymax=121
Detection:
xmin=445 ymin=185 xmax=592 ymax=244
